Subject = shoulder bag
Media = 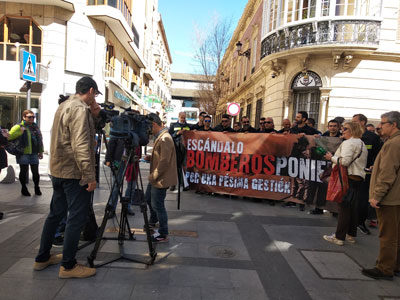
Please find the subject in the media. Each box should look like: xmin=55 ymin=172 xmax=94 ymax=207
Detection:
xmin=326 ymin=141 xmax=363 ymax=203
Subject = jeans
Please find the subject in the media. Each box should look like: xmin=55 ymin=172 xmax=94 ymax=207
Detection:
xmin=145 ymin=183 xmax=168 ymax=236
xmin=109 ymin=160 xmax=125 ymax=211
xmin=35 ymin=176 xmax=91 ymax=269
xmin=125 ymin=180 xmax=137 ymax=212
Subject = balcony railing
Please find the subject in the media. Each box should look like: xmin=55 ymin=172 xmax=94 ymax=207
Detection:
xmin=261 ymin=20 xmax=381 ymax=59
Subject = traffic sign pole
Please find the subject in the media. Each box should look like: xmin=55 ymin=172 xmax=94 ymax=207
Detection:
xmin=27 ymin=81 xmax=31 ymax=110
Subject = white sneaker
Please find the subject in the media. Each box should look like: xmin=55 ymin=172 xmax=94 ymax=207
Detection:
xmin=323 ymin=234 xmax=344 ymax=246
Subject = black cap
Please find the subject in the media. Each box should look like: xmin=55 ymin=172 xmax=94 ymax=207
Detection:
xmin=75 ymin=77 xmax=102 ymax=95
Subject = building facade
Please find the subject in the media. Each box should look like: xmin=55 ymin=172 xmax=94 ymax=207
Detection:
xmin=217 ymin=0 xmax=400 ymax=131
xmin=0 ymin=0 xmax=171 ymax=151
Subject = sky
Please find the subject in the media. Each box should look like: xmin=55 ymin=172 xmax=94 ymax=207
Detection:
xmin=158 ymin=0 xmax=247 ymax=74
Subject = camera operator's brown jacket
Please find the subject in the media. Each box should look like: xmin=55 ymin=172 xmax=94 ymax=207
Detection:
xmin=149 ymin=129 xmax=178 ymax=188
xmin=49 ymin=95 xmax=96 ymax=186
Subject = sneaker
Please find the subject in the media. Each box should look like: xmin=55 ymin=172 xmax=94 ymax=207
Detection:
xmin=151 ymin=232 xmax=169 ymax=243
xmin=345 ymin=234 xmax=356 ymax=244
xmin=107 ymin=211 xmax=116 ymax=219
xmin=362 ymin=268 xmax=393 ymax=281
xmin=282 ymin=202 xmax=296 ymax=208
xmin=34 ymin=186 xmax=42 ymax=196
xmin=169 ymin=186 xmax=176 ymax=192
xmin=21 ymin=186 xmax=31 ymax=197
xmin=53 ymin=236 xmax=64 ymax=247
xmin=308 ymin=208 xmax=324 ymax=215
xmin=323 ymin=234 xmax=344 ymax=246
xmin=358 ymin=224 xmax=371 ymax=235
xmin=368 ymin=220 xmax=378 ymax=228
xmin=59 ymin=264 xmax=96 ymax=279
xmin=33 ymin=254 xmax=63 ymax=271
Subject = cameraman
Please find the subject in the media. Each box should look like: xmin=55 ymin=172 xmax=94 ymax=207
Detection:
xmin=168 ymin=112 xmax=191 ymax=191
xmin=34 ymin=77 xmax=100 ymax=279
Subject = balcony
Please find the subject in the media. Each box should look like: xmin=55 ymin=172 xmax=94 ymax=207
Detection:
xmin=261 ymin=20 xmax=381 ymax=59
xmin=85 ymin=2 xmax=145 ymax=68
xmin=1 ymin=0 xmax=74 ymax=11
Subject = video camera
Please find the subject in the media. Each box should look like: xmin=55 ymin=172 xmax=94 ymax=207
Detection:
xmin=97 ymin=103 xmax=152 ymax=147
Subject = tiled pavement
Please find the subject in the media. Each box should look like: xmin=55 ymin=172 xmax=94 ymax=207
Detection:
xmin=0 ymin=154 xmax=400 ymax=300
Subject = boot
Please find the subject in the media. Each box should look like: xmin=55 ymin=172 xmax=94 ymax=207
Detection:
xmin=21 ymin=186 xmax=31 ymax=196
xmin=34 ymin=186 xmax=42 ymax=196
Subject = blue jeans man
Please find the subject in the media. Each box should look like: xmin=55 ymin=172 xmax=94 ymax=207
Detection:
xmin=35 ymin=177 xmax=91 ymax=269
xmin=145 ymin=183 xmax=168 ymax=237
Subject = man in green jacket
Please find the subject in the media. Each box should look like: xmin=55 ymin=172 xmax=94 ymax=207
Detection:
xmin=362 ymin=111 xmax=400 ymax=280
xmin=33 ymin=77 xmax=100 ymax=279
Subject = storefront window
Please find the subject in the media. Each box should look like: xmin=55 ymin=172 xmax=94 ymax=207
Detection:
xmin=0 ymin=16 xmax=42 ymax=62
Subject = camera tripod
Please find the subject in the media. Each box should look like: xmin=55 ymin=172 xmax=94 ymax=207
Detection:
xmin=87 ymin=137 xmax=157 ymax=268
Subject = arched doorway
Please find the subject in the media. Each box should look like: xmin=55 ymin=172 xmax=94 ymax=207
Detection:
xmin=291 ymin=71 xmax=322 ymax=123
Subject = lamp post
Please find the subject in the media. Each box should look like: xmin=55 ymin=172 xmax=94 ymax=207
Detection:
xmin=236 ymin=41 xmax=251 ymax=58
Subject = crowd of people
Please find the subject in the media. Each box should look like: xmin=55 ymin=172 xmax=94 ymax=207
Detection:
xmin=1 ymin=84 xmax=399 ymax=281
xmin=168 ymin=109 xmax=400 ymax=281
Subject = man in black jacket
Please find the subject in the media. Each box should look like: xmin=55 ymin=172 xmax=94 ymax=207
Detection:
xmin=322 ymin=119 xmax=341 ymax=137
xmin=0 ymin=127 xmax=8 ymax=220
xmin=213 ymin=114 xmax=234 ymax=132
xmin=240 ymin=116 xmax=257 ymax=133
xmin=263 ymin=117 xmax=277 ymax=133
xmin=192 ymin=111 xmax=207 ymax=130
xmin=290 ymin=111 xmax=320 ymax=135
xmin=168 ymin=112 xmax=191 ymax=191
xmin=353 ymin=113 xmax=381 ymax=234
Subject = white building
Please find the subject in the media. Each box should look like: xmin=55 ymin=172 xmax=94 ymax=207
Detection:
xmin=0 ymin=0 xmax=171 ymax=151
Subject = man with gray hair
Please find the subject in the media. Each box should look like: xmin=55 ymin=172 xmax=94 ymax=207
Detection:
xmin=362 ymin=111 xmax=400 ymax=280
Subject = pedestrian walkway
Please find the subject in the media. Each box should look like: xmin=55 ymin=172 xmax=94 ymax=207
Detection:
xmin=0 ymin=155 xmax=399 ymax=300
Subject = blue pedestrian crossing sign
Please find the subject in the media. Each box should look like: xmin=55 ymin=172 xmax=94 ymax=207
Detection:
xmin=19 ymin=50 xmax=37 ymax=82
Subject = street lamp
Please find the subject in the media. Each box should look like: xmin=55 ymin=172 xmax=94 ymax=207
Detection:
xmin=236 ymin=41 xmax=251 ymax=58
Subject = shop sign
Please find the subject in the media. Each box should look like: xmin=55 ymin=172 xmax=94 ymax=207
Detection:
xmin=114 ymin=90 xmax=131 ymax=104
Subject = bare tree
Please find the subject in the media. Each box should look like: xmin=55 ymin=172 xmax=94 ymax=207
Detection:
xmin=193 ymin=16 xmax=233 ymax=116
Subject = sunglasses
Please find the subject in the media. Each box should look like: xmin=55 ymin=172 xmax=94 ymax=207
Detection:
xmin=380 ymin=122 xmax=392 ymax=125
xmin=26 ymin=116 xmax=35 ymax=119
xmin=243 ymin=121 xmax=250 ymax=124
xmin=265 ymin=121 xmax=272 ymax=124
xmin=221 ymin=119 xmax=229 ymax=123
xmin=204 ymin=120 xmax=211 ymax=123
xmin=343 ymin=127 xmax=349 ymax=131
xmin=259 ymin=122 xmax=265 ymax=125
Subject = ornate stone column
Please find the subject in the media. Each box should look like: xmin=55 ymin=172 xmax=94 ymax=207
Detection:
xmin=319 ymin=88 xmax=332 ymax=131
xmin=282 ymin=90 xmax=293 ymax=119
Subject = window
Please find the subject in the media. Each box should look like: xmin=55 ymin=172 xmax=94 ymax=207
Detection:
xmin=251 ymin=37 xmax=257 ymax=73
xmin=243 ymin=55 xmax=248 ymax=81
xmin=246 ymin=103 xmax=252 ymax=121
xmin=255 ymin=99 xmax=263 ymax=129
xmin=321 ymin=0 xmax=330 ymax=16
xmin=237 ymin=58 xmax=241 ymax=87
xmin=105 ymin=43 xmax=115 ymax=77
xmin=122 ymin=59 xmax=130 ymax=88
xmin=0 ymin=16 xmax=42 ymax=62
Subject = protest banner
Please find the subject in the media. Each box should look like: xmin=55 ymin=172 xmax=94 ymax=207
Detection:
xmin=183 ymin=131 xmax=342 ymax=202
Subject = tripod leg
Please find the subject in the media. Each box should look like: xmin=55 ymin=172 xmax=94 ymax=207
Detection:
xmin=87 ymin=204 xmax=114 ymax=267
xmin=141 ymin=203 xmax=157 ymax=262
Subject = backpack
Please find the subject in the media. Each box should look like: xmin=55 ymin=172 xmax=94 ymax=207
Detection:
xmin=5 ymin=130 xmax=28 ymax=156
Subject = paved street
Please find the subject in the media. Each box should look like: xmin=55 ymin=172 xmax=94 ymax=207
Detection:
xmin=0 ymin=155 xmax=399 ymax=300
